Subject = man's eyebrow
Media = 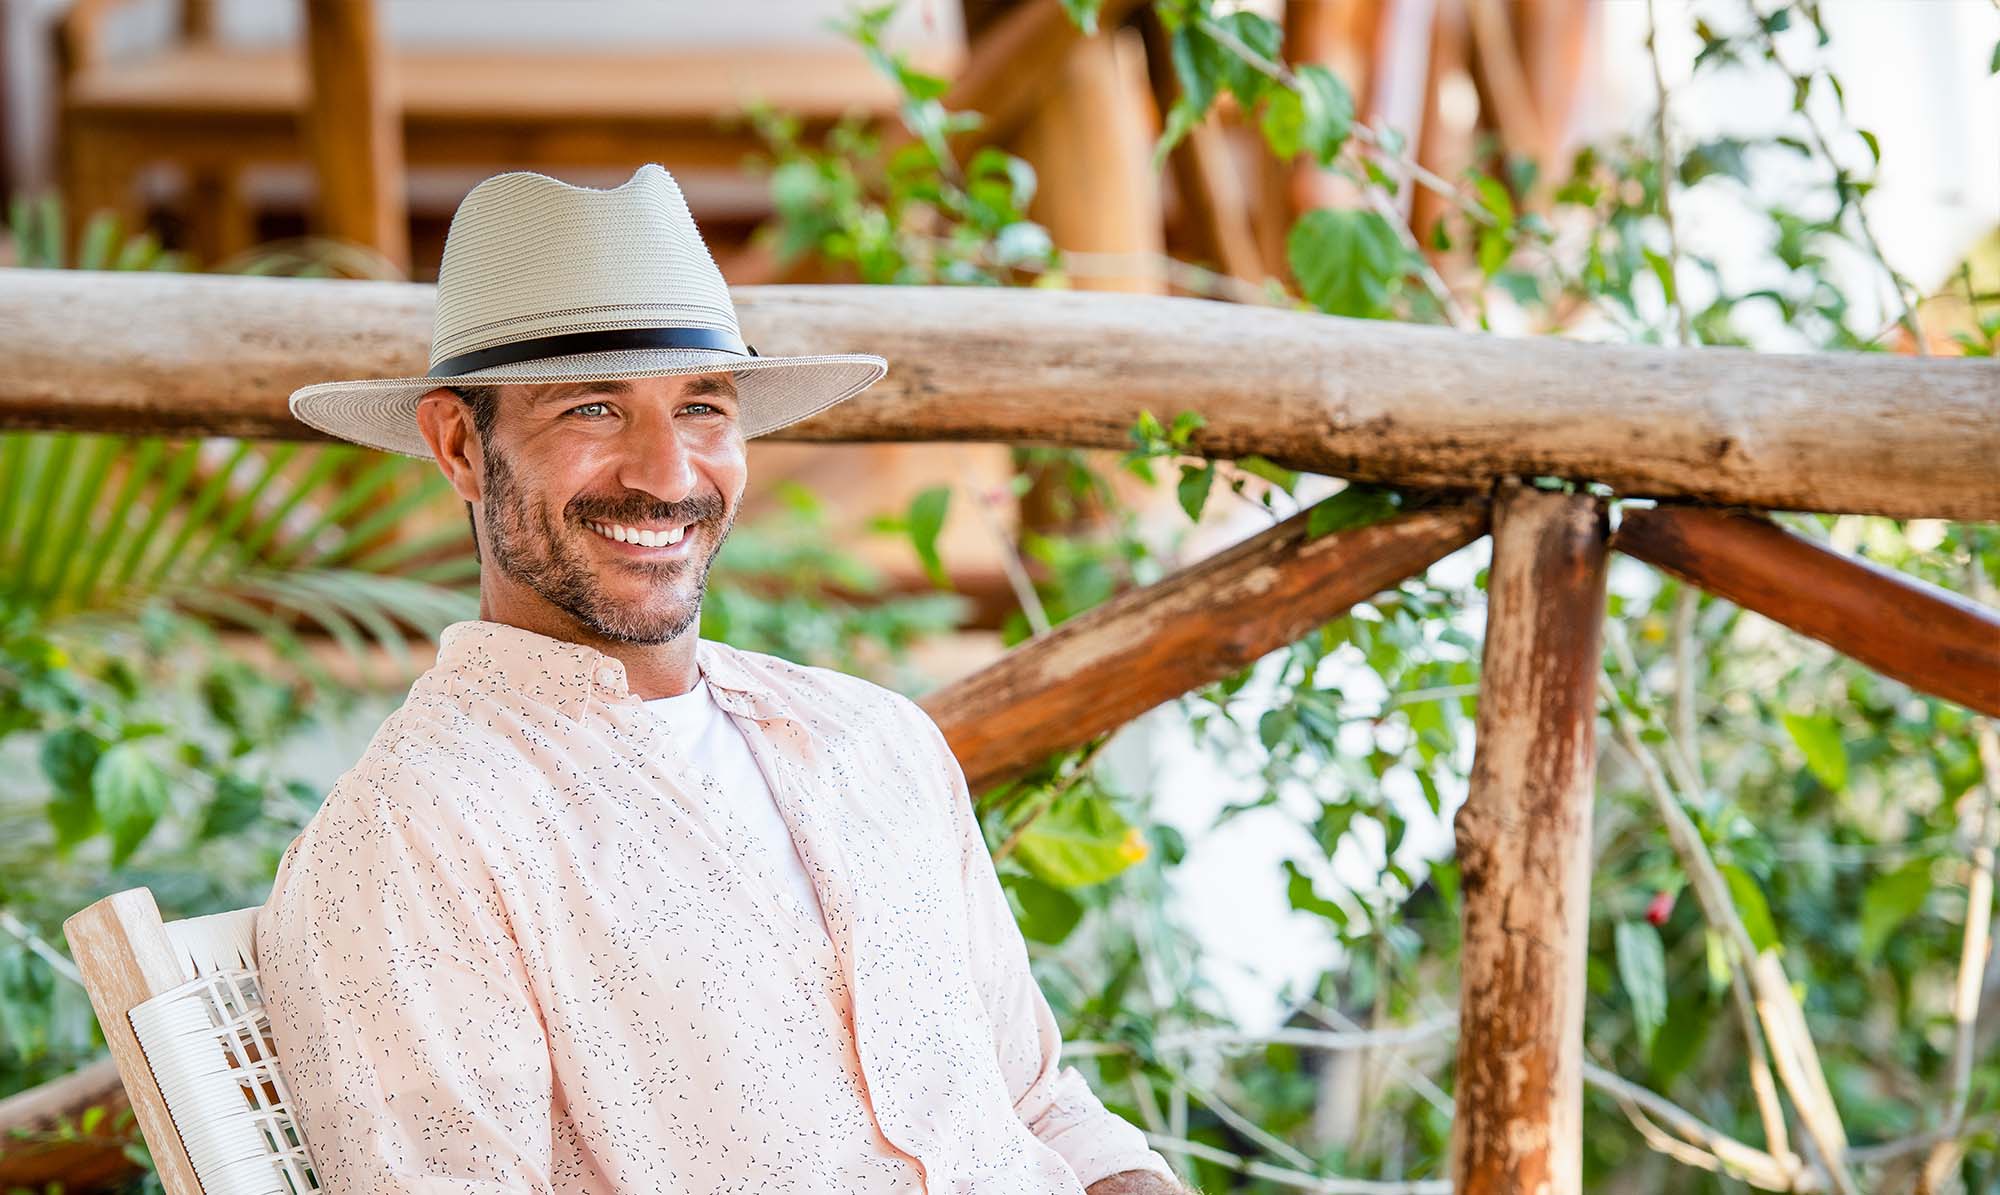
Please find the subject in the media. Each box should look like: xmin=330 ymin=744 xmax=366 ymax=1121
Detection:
xmin=530 ymin=376 xmax=737 ymax=405
xmin=684 ymin=374 xmax=739 ymax=399
xmin=532 ymin=379 xmax=634 ymax=405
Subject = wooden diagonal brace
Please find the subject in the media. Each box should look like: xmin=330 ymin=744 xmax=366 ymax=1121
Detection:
xmin=1614 ymin=505 xmax=2000 ymax=717
xmin=922 ymin=500 xmax=1489 ymax=792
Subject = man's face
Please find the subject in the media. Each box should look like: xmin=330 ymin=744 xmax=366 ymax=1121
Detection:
xmin=445 ymin=372 xmax=748 ymax=645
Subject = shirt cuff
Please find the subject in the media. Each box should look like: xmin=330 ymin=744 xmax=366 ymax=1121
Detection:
xmin=1024 ymin=1064 xmax=1181 ymax=1189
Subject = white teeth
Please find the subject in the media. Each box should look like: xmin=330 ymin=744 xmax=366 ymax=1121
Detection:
xmin=588 ymin=520 xmax=687 ymax=548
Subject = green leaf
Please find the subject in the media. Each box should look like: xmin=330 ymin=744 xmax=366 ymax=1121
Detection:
xmin=1232 ymin=455 xmax=1299 ymax=493
xmin=1858 ymin=858 xmax=1931 ymax=963
xmin=1313 ymin=800 xmax=1359 ymax=856
xmin=1058 ymin=0 xmax=1103 ymax=34
xmin=1474 ymin=175 xmax=1516 ymax=228
xmin=1476 ymin=226 xmax=1511 ymax=277
xmin=1648 ymin=985 xmax=1716 ymax=1085
xmin=1287 ymin=208 xmax=1406 ymax=318
xmin=1282 ymin=859 xmax=1350 ymax=929
xmin=93 ymin=742 xmax=169 ymax=868
xmin=1719 ymin=863 xmax=1780 ymax=954
xmin=1169 ymin=23 xmax=1225 ymax=118
xmin=1211 ymin=11 xmax=1284 ymax=108
xmin=1151 ymin=96 xmax=1206 ymax=171
xmin=1177 ymin=462 xmax=1215 ymax=522
xmin=1678 ymin=138 xmax=1752 ymax=186
xmin=1259 ymin=64 xmax=1353 ymax=166
xmin=1167 ymin=409 xmax=1207 ymax=445
xmin=1002 ymin=872 xmax=1085 ymax=944
xmin=199 ymin=774 xmax=266 ymax=841
xmin=40 ymin=726 xmax=104 ymax=851
xmin=1013 ymin=792 xmax=1142 ymax=887
xmin=1644 ymin=247 xmax=1678 ymax=306
xmin=1781 ymin=711 xmax=1849 ymax=791
xmin=906 ymin=485 xmax=951 ymax=587
xmin=1428 ymin=858 xmax=1460 ymax=915
xmin=1616 ymin=920 xmax=1668 ymax=1051
xmin=1306 ymin=485 xmax=1402 ymax=537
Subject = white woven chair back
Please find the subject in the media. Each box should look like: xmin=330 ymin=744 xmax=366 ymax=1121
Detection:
xmin=131 ymin=906 xmax=320 ymax=1195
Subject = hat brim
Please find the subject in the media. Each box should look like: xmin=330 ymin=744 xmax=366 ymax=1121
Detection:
xmin=288 ymin=347 xmax=888 ymax=459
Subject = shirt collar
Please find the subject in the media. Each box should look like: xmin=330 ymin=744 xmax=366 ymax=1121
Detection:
xmin=432 ymin=619 xmax=779 ymax=720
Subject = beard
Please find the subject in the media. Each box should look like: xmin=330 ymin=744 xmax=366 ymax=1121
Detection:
xmin=480 ymin=446 xmax=736 ymax=645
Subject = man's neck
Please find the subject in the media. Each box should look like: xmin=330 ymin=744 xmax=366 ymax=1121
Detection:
xmin=473 ymin=600 xmax=702 ymax=701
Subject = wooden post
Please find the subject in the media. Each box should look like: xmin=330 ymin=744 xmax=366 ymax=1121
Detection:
xmin=1451 ymin=479 xmax=1608 ymax=1195
xmin=303 ymin=0 xmax=409 ymax=272
xmin=1013 ymin=27 xmax=1166 ymax=294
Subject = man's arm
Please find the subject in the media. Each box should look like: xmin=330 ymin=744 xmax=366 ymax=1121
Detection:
xmin=256 ymin=770 xmax=555 ymax=1194
xmin=907 ymin=700 xmax=1191 ymax=1191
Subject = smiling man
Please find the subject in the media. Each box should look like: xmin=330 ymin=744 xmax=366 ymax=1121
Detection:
xmin=257 ymin=165 xmax=1186 ymax=1195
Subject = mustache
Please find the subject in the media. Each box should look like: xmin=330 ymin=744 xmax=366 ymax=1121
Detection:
xmin=572 ymin=492 xmax=725 ymax=526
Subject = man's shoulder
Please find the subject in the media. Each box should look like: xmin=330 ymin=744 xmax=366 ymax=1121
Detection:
xmin=290 ymin=700 xmax=500 ymax=843
xmin=704 ymin=639 xmax=925 ymax=721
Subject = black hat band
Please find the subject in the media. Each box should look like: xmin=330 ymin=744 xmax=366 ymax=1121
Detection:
xmin=431 ymin=326 xmax=759 ymax=378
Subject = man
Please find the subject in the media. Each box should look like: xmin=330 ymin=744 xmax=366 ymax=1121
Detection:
xmin=259 ymin=164 xmax=1188 ymax=1194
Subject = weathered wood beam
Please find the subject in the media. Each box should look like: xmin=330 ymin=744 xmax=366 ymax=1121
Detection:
xmin=922 ymin=501 xmax=1490 ymax=792
xmin=1614 ymin=505 xmax=2000 ymax=717
xmin=1451 ymin=479 xmax=1608 ymax=1195
xmin=0 ymin=1057 xmax=136 ymax=1192
xmin=3 ymin=270 xmax=1996 ymax=520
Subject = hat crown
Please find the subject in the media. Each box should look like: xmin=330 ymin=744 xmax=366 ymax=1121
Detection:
xmin=428 ymin=164 xmax=739 ymax=372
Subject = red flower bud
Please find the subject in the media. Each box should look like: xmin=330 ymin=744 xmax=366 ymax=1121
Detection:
xmin=1645 ymin=889 xmax=1675 ymax=927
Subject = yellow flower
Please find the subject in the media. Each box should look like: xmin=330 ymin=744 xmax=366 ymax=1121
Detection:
xmin=1117 ymin=827 xmax=1150 ymax=864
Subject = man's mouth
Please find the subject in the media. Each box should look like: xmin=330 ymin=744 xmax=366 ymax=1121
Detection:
xmin=584 ymin=519 xmax=694 ymax=551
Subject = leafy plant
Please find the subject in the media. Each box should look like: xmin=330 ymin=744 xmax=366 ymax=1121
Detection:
xmin=757 ymin=2 xmax=2000 ymax=1192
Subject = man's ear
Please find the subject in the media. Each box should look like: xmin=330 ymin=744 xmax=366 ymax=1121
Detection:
xmin=416 ymin=386 xmax=481 ymax=503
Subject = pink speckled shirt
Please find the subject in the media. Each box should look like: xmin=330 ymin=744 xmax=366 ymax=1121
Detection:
xmin=255 ymin=618 xmax=1174 ymax=1194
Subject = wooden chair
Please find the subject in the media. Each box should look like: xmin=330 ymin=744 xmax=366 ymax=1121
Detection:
xmin=63 ymin=889 xmax=319 ymax=1195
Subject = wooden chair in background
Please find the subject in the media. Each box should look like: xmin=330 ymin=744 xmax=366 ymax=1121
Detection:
xmin=54 ymin=0 xmax=962 ymax=271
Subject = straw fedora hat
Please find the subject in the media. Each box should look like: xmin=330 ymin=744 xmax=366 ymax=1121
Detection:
xmin=287 ymin=163 xmax=887 ymax=459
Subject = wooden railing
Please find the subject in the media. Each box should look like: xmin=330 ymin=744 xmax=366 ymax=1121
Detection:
xmin=3 ymin=267 xmax=1997 ymax=1194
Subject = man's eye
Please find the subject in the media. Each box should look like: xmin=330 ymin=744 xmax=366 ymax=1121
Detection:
xmin=567 ymin=402 xmax=610 ymax=418
xmin=685 ymin=402 xmax=720 ymax=416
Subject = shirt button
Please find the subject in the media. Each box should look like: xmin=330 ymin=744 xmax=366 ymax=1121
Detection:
xmin=596 ymin=666 xmax=618 ymax=685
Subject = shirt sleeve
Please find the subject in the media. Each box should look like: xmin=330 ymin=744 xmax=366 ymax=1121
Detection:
xmin=911 ymin=701 xmax=1180 ymax=1190
xmin=255 ymin=768 xmax=555 ymax=1194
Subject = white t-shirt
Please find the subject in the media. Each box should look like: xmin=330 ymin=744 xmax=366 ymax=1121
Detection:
xmin=641 ymin=677 xmax=830 ymax=937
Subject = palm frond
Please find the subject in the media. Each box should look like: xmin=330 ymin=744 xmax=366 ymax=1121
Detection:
xmin=1 ymin=427 xmax=476 ymax=684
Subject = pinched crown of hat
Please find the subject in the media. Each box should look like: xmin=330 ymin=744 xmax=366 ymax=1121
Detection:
xmin=427 ymin=165 xmax=750 ymax=374
xmin=286 ymin=163 xmax=888 ymax=458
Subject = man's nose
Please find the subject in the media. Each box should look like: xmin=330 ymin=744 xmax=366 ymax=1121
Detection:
xmin=615 ymin=414 xmax=699 ymax=505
